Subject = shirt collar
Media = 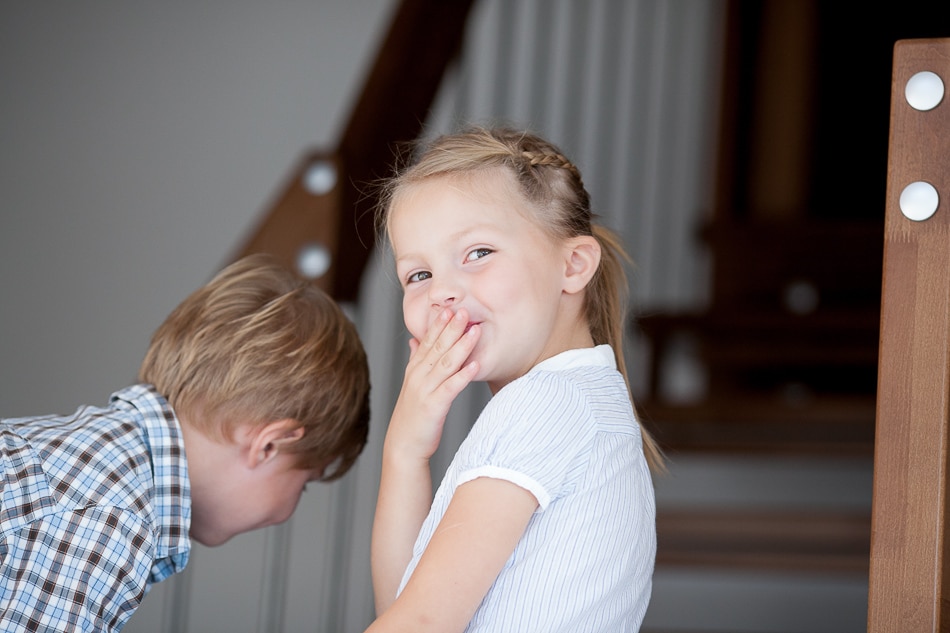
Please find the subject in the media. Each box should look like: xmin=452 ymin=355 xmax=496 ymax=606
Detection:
xmin=111 ymin=384 xmax=191 ymax=581
xmin=531 ymin=344 xmax=616 ymax=374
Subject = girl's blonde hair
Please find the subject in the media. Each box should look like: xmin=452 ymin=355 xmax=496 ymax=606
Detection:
xmin=378 ymin=126 xmax=663 ymax=472
xmin=139 ymin=254 xmax=370 ymax=479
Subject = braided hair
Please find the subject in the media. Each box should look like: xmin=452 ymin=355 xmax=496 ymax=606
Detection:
xmin=378 ymin=126 xmax=663 ymax=472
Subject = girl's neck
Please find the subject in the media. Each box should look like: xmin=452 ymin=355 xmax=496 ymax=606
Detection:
xmin=487 ymin=321 xmax=596 ymax=394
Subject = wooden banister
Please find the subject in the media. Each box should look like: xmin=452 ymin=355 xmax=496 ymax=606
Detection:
xmin=233 ymin=0 xmax=476 ymax=301
xmin=867 ymin=38 xmax=950 ymax=632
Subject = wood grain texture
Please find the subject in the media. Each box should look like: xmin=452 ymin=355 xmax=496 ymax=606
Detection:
xmin=868 ymin=38 xmax=950 ymax=633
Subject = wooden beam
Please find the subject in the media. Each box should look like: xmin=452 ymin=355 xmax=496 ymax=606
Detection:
xmin=867 ymin=38 xmax=950 ymax=632
xmin=235 ymin=150 xmax=344 ymax=295
xmin=234 ymin=0 xmax=476 ymax=301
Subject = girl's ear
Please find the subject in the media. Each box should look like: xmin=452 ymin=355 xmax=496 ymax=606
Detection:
xmin=246 ymin=419 xmax=305 ymax=468
xmin=562 ymin=235 xmax=601 ymax=294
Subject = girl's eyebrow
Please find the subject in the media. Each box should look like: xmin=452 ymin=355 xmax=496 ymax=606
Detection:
xmin=394 ymin=224 xmax=497 ymax=264
xmin=450 ymin=223 xmax=500 ymax=244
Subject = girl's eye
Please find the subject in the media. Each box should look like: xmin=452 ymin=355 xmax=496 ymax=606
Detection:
xmin=407 ymin=271 xmax=431 ymax=284
xmin=465 ymin=248 xmax=492 ymax=262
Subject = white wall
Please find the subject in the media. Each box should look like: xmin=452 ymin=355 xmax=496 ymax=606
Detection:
xmin=0 ymin=1 xmax=395 ymax=418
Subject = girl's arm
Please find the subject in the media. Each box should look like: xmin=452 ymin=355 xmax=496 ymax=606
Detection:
xmin=371 ymin=430 xmax=433 ymax=614
xmin=367 ymin=476 xmax=539 ymax=633
xmin=371 ymin=309 xmax=480 ymax=613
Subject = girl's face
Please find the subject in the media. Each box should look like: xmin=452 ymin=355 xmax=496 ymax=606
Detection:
xmin=389 ymin=172 xmax=594 ymax=393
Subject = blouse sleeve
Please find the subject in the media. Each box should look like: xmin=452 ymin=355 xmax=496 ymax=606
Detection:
xmin=455 ymin=370 xmax=597 ymax=509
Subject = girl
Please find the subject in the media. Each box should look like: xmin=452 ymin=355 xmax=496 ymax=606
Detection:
xmin=369 ymin=126 xmax=662 ymax=632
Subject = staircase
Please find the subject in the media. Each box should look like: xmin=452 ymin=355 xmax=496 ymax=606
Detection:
xmin=637 ymin=219 xmax=882 ymax=455
xmin=635 ymin=218 xmax=881 ymax=602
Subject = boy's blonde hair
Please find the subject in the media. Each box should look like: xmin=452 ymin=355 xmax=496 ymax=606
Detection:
xmin=378 ymin=125 xmax=663 ymax=472
xmin=139 ymin=254 xmax=370 ymax=480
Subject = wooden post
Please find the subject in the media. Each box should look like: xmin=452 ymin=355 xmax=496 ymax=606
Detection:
xmin=868 ymin=39 xmax=950 ymax=632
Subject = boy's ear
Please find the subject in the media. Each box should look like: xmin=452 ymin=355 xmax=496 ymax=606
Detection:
xmin=246 ymin=418 xmax=305 ymax=468
xmin=562 ymin=235 xmax=601 ymax=294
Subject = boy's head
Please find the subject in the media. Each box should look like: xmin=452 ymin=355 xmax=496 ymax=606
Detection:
xmin=139 ymin=254 xmax=370 ymax=481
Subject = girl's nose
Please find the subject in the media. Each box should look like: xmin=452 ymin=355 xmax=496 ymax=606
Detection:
xmin=429 ymin=277 xmax=461 ymax=308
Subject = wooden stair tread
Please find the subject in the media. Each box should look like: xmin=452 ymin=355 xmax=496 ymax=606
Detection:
xmin=638 ymin=395 xmax=876 ymax=455
xmin=636 ymin=308 xmax=881 ymax=332
xmin=656 ymin=508 xmax=870 ymax=574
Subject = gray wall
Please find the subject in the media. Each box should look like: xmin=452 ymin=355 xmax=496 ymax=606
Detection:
xmin=0 ymin=1 xmax=394 ymax=418
xmin=0 ymin=5 xmax=395 ymax=630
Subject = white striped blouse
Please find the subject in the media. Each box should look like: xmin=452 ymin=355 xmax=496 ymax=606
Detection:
xmin=398 ymin=345 xmax=656 ymax=632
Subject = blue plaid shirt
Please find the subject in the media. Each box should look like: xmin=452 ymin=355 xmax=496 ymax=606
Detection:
xmin=0 ymin=384 xmax=191 ymax=632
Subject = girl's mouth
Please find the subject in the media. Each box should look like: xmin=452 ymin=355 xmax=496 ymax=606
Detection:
xmin=464 ymin=322 xmax=480 ymax=334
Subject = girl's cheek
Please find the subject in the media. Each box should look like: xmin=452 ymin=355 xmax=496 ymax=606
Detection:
xmin=403 ymin=305 xmax=427 ymax=341
xmin=401 ymin=298 xmax=417 ymax=330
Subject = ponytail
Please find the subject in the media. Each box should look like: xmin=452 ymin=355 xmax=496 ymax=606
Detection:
xmin=591 ymin=226 xmax=666 ymax=473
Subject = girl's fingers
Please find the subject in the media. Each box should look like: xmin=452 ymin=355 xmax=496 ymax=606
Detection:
xmin=404 ymin=314 xmax=479 ymax=400
xmin=431 ymin=325 xmax=480 ymax=396
xmin=391 ymin=324 xmax=480 ymax=460
xmin=413 ymin=309 xmax=470 ymax=369
xmin=417 ymin=309 xmax=453 ymax=354
xmin=438 ymin=359 xmax=479 ymax=398
xmin=426 ymin=310 xmax=466 ymax=360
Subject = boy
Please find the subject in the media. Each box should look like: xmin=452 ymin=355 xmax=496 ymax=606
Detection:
xmin=0 ymin=254 xmax=371 ymax=631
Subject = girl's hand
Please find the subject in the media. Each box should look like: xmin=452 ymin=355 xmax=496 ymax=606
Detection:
xmin=387 ymin=308 xmax=480 ymax=462
xmin=372 ymin=307 xmax=480 ymax=614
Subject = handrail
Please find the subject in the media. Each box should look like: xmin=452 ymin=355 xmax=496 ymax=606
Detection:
xmin=233 ymin=0 xmax=476 ymax=301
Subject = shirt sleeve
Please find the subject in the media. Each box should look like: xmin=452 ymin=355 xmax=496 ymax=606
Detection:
xmin=0 ymin=506 xmax=155 ymax=632
xmin=455 ymin=371 xmax=597 ymax=509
